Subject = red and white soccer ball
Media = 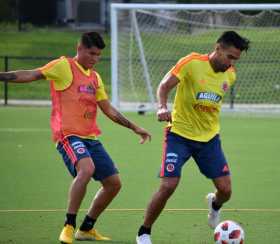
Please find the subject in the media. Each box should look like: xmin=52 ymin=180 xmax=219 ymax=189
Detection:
xmin=214 ymin=220 xmax=245 ymax=244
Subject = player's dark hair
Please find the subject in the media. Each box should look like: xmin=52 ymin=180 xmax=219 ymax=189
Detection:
xmin=81 ymin=32 xmax=106 ymax=49
xmin=217 ymin=31 xmax=250 ymax=52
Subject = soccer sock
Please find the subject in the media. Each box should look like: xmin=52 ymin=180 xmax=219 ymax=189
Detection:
xmin=79 ymin=215 xmax=96 ymax=231
xmin=212 ymin=201 xmax=222 ymax=211
xmin=138 ymin=225 xmax=151 ymax=236
xmin=64 ymin=213 xmax=77 ymax=228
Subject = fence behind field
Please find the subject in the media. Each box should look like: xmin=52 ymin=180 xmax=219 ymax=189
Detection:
xmin=0 ymin=55 xmax=111 ymax=105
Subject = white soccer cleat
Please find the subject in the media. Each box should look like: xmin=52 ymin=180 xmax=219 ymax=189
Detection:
xmin=136 ymin=234 xmax=152 ymax=244
xmin=206 ymin=192 xmax=220 ymax=229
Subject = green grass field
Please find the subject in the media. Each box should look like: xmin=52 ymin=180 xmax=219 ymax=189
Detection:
xmin=0 ymin=107 xmax=279 ymax=243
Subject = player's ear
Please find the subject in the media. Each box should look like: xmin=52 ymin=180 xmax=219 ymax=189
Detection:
xmin=215 ymin=43 xmax=225 ymax=56
xmin=77 ymin=42 xmax=84 ymax=53
xmin=215 ymin=43 xmax=221 ymax=52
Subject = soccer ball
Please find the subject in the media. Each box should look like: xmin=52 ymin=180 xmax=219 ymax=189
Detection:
xmin=214 ymin=220 xmax=245 ymax=244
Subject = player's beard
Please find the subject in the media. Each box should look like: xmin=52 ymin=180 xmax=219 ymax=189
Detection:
xmin=217 ymin=62 xmax=230 ymax=72
xmin=221 ymin=66 xmax=230 ymax=72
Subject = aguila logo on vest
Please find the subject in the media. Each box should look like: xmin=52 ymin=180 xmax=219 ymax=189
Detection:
xmin=196 ymin=92 xmax=221 ymax=103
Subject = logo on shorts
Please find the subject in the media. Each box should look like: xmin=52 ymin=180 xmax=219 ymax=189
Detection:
xmin=166 ymin=163 xmax=175 ymax=172
xmin=76 ymin=147 xmax=86 ymax=154
xmin=222 ymin=164 xmax=229 ymax=173
xmin=166 ymin=153 xmax=178 ymax=157
xmin=166 ymin=152 xmax=178 ymax=164
xmin=71 ymin=141 xmax=86 ymax=154
xmin=71 ymin=141 xmax=84 ymax=148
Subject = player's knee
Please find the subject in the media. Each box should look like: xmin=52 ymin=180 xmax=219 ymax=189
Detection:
xmin=76 ymin=158 xmax=95 ymax=180
xmin=111 ymin=180 xmax=122 ymax=194
xmin=159 ymin=182 xmax=177 ymax=197
xmin=104 ymin=178 xmax=122 ymax=195
xmin=76 ymin=165 xmax=95 ymax=182
xmin=218 ymin=186 xmax=232 ymax=200
xmin=76 ymin=172 xmax=92 ymax=184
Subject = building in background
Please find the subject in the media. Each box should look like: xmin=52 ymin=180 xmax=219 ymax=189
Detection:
xmin=57 ymin=0 xmax=175 ymax=31
xmin=57 ymin=0 xmax=111 ymax=30
xmin=0 ymin=0 xmax=176 ymax=31
xmin=5 ymin=0 xmax=278 ymax=31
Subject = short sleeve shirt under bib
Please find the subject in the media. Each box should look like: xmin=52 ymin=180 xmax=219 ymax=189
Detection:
xmin=39 ymin=56 xmax=108 ymax=101
xmin=169 ymin=52 xmax=236 ymax=142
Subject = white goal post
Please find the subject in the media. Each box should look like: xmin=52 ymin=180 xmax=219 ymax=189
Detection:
xmin=110 ymin=3 xmax=280 ymax=113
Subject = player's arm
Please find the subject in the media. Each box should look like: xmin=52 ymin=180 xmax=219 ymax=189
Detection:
xmin=0 ymin=69 xmax=44 ymax=83
xmin=157 ymin=73 xmax=179 ymax=122
xmin=97 ymin=99 xmax=151 ymax=144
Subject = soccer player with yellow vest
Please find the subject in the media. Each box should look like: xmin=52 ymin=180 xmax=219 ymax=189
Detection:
xmin=0 ymin=31 xmax=151 ymax=244
xmin=136 ymin=31 xmax=250 ymax=244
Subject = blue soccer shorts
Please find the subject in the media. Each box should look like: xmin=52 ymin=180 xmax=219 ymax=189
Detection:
xmin=56 ymin=135 xmax=118 ymax=181
xmin=159 ymin=129 xmax=230 ymax=179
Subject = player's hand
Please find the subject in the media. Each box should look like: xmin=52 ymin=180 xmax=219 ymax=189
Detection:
xmin=157 ymin=107 xmax=172 ymax=122
xmin=133 ymin=127 xmax=151 ymax=144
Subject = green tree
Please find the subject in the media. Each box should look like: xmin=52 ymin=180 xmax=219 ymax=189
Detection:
xmin=0 ymin=0 xmax=17 ymax=22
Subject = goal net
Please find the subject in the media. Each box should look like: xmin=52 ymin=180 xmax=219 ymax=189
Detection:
xmin=110 ymin=4 xmax=280 ymax=113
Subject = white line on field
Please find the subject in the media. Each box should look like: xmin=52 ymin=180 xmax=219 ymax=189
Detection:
xmin=0 ymin=208 xmax=280 ymax=213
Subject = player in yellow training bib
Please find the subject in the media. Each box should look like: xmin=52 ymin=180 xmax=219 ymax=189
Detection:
xmin=136 ymin=31 xmax=250 ymax=244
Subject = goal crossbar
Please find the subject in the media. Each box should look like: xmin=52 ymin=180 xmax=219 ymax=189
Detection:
xmin=111 ymin=3 xmax=280 ymax=11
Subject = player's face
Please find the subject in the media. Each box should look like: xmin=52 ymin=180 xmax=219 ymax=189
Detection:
xmin=77 ymin=44 xmax=102 ymax=69
xmin=215 ymin=44 xmax=241 ymax=72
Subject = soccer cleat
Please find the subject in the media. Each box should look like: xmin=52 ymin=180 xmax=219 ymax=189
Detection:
xmin=206 ymin=192 xmax=220 ymax=229
xmin=136 ymin=234 xmax=152 ymax=244
xmin=75 ymin=228 xmax=111 ymax=241
xmin=59 ymin=224 xmax=74 ymax=244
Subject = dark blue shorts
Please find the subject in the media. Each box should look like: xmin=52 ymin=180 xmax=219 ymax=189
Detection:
xmin=160 ymin=129 xmax=230 ymax=179
xmin=57 ymin=136 xmax=118 ymax=181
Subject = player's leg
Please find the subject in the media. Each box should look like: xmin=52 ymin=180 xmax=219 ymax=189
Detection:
xmin=145 ymin=177 xmax=180 ymax=227
xmin=75 ymin=174 xmax=120 ymax=241
xmin=88 ymin=174 xmax=121 ymax=218
xmin=212 ymin=175 xmax=232 ymax=207
xmin=57 ymin=136 xmax=95 ymax=244
xmin=206 ymin=175 xmax=231 ymax=229
xmin=68 ymin=157 xmax=95 ymax=213
xmin=136 ymin=177 xmax=180 ymax=244
xmin=193 ymin=134 xmax=231 ymax=229
xmin=137 ymin=129 xmax=192 ymax=244
xmin=75 ymin=140 xmax=120 ymax=241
